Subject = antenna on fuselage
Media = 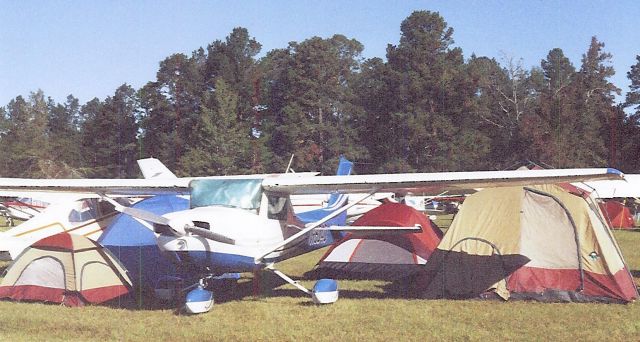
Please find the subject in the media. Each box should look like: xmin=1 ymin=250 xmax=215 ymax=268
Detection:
xmin=285 ymin=154 xmax=295 ymax=173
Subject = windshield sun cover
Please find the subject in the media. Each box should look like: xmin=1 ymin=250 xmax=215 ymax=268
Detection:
xmin=189 ymin=178 xmax=263 ymax=210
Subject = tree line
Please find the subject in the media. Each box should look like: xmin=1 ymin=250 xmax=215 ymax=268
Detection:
xmin=2 ymin=11 xmax=640 ymax=178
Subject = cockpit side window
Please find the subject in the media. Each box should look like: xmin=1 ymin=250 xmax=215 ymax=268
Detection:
xmin=267 ymin=194 xmax=289 ymax=220
xmin=68 ymin=199 xmax=98 ymax=223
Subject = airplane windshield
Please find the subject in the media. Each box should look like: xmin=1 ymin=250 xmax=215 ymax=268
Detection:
xmin=189 ymin=179 xmax=263 ymax=210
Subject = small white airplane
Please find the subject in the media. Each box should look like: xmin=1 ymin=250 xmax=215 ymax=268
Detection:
xmin=0 ymin=158 xmax=182 ymax=260
xmin=577 ymin=174 xmax=640 ymax=198
xmin=0 ymin=197 xmax=131 ymax=260
xmin=0 ymin=164 xmax=624 ymax=313
xmin=0 ymin=192 xmax=95 ymax=226
xmin=0 ymin=196 xmax=49 ymax=224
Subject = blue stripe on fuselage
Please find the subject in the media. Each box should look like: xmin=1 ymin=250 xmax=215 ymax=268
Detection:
xmin=168 ymin=250 xmax=260 ymax=273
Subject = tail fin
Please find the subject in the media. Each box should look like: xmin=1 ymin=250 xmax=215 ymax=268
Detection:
xmin=137 ymin=158 xmax=177 ymax=179
xmin=296 ymin=156 xmax=352 ymax=225
xmin=335 ymin=155 xmax=353 ymax=176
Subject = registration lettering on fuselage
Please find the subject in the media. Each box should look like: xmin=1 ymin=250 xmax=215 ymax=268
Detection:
xmin=307 ymin=229 xmax=330 ymax=247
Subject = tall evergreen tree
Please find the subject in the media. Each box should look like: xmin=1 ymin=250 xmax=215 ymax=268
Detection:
xmin=178 ymin=79 xmax=250 ymax=176
xmin=47 ymin=95 xmax=85 ymax=173
xmin=575 ymin=37 xmax=617 ymax=165
xmin=138 ymin=81 xmax=178 ymax=168
xmin=626 ymin=55 xmax=640 ymax=113
xmin=526 ymin=48 xmax=580 ymax=166
xmin=203 ymin=27 xmax=264 ymax=172
xmin=204 ymin=27 xmax=261 ymax=119
xmin=0 ymin=91 xmax=50 ymax=177
xmin=352 ymin=57 xmax=408 ymax=172
xmin=140 ymin=28 xmax=262 ymax=174
xmin=155 ymin=53 xmax=204 ymax=162
xmin=261 ymin=35 xmax=367 ymax=174
xmin=618 ymin=55 xmax=640 ymax=172
xmin=81 ymin=85 xmax=139 ymax=177
xmin=374 ymin=10 xmax=490 ymax=172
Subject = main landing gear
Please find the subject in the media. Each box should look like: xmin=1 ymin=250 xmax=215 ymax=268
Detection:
xmin=155 ymin=266 xmax=338 ymax=314
xmin=265 ymin=263 xmax=339 ymax=305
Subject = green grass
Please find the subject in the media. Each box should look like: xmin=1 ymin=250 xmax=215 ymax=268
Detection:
xmin=0 ymin=230 xmax=640 ymax=340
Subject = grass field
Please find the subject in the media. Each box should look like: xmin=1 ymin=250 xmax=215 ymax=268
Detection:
xmin=0 ymin=228 xmax=640 ymax=340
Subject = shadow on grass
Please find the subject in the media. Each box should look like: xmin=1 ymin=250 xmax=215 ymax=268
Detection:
xmin=265 ymin=270 xmax=423 ymax=301
xmin=99 ymin=269 xmax=425 ymax=312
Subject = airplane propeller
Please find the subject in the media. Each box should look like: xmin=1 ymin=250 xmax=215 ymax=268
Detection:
xmin=184 ymin=226 xmax=235 ymax=245
xmin=103 ymin=197 xmax=235 ymax=244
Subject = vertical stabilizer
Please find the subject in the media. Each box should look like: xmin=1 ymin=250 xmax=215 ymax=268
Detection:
xmin=137 ymin=158 xmax=177 ymax=179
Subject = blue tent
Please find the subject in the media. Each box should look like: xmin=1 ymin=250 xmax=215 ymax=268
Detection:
xmin=98 ymin=195 xmax=188 ymax=295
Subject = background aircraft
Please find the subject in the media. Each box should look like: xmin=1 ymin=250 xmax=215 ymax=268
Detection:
xmin=0 ymin=158 xmax=182 ymax=260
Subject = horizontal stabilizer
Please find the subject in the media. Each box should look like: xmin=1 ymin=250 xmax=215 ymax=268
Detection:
xmin=320 ymin=224 xmax=423 ymax=235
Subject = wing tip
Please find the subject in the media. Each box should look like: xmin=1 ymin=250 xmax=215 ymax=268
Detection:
xmin=607 ymin=168 xmax=623 ymax=176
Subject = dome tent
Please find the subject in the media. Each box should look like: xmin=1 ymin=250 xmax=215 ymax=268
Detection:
xmin=315 ymin=202 xmax=443 ymax=280
xmin=417 ymin=184 xmax=638 ymax=303
xmin=98 ymin=195 xmax=188 ymax=294
xmin=0 ymin=232 xmax=132 ymax=306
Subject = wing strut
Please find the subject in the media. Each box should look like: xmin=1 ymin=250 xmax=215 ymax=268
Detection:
xmin=254 ymin=189 xmax=379 ymax=264
xmin=265 ymin=264 xmax=311 ymax=294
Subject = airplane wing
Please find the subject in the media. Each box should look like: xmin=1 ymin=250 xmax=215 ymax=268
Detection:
xmin=0 ymin=171 xmax=323 ymax=198
xmin=254 ymin=167 xmax=624 ymax=263
xmin=0 ymin=158 xmax=183 ymax=202
xmin=0 ymin=168 xmax=622 ymax=198
xmin=262 ymin=168 xmax=624 ymax=195
xmin=0 ymin=178 xmax=192 ymax=197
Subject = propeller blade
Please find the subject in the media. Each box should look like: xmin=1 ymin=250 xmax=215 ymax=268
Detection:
xmin=120 ymin=206 xmax=171 ymax=226
xmin=101 ymin=196 xmax=176 ymax=233
xmin=185 ymin=226 xmax=236 ymax=245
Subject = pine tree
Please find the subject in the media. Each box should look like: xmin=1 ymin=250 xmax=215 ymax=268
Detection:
xmin=139 ymin=81 xmax=178 ymax=169
xmin=575 ymin=37 xmax=617 ymax=166
xmin=376 ymin=10 xmax=490 ymax=172
xmin=81 ymin=85 xmax=139 ymax=177
xmin=261 ymin=35 xmax=367 ymax=174
xmin=618 ymin=55 xmax=640 ymax=171
xmin=627 ymin=55 xmax=640 ymax=114
xmin=0 ymin=91 xmax=50 ymax=177
xmin=467 ymin=55 xmax=534 ymax=168
xmin=526 ymin=48 xmax=579 ymax=166
xmin=155 ymin=53 xmax=204 ymax=162
xmin=178 ymin=79 xmax=250 ymax=175
xmin=47 ymin=95 xmax=85 ymax=173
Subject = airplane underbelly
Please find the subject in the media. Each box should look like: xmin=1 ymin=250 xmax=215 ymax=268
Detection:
xmin=175 ymin=250 xmax=259 ymax=273
xmin=157 ymin=235 xmax=265 ymax=273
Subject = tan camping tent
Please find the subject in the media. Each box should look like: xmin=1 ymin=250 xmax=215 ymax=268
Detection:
xmin=418 ymin=184 xmax=638 ymax=303
xmin=0 ymin=232 xmax=132 ymax=306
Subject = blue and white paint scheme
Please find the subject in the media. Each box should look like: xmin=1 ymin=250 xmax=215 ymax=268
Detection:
xmin=156 ymin=177 xmax=345 ymax=273
xmin=184 ymin=284 xmax=214 ymax=314
xmin=312 ymin=279 xmax=339 ymax=304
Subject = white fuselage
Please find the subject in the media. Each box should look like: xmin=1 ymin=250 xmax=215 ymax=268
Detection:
xmin=155 ymin=199 xmax=335 ymax=274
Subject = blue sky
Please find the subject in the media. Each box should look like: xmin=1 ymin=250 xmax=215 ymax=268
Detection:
xmin=1 ymin=1 xmax=638 ymax=106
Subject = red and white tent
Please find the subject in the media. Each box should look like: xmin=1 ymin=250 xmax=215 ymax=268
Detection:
xmin=0 ymin=232 xmax=132 ymax=306
xmin=315 ymin=202 xmax=443 ymax=280
xmin=599 ymin=201 xmax=635 ymax=229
